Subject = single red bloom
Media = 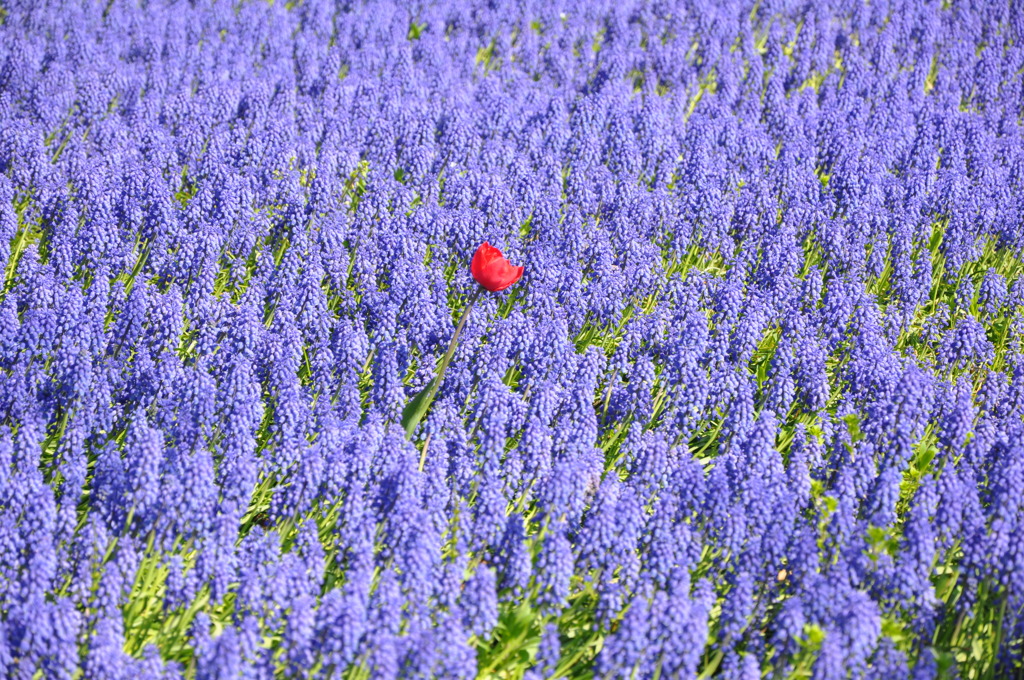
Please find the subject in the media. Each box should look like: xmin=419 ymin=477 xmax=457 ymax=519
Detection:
xmin=471 ymin=242 xmax=524 ymax=292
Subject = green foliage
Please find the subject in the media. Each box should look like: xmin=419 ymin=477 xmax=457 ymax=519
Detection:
xmin=402 ymin=377 xmax=437 ymax=438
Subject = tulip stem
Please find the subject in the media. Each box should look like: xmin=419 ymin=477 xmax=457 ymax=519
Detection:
xmin=406 ymin=286 xmax=482 ymax=440
xmin=430 ymin=285 xmax=482 ymax=396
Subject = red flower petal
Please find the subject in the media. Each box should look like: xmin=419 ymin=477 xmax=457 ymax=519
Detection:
xmin=471 ymin=242 xmax=523 ymax=292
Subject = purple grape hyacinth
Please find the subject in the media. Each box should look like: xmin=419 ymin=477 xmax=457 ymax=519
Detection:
xmin=0 ymin=0 xmax=1023 ymax=677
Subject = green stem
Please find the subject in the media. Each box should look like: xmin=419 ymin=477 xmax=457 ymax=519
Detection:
xmin=404 ymin=286 xmax=482 ymax=439
xmin=417 ymin=434 xmax=432 ymax=473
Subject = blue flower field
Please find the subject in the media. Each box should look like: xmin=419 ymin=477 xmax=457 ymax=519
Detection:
xmin=1 ymin=1 xmax=1024 ymax=678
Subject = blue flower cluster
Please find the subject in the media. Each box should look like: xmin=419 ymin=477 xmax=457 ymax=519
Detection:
xmin=1 ymin=0 xmax=1023 ymax=677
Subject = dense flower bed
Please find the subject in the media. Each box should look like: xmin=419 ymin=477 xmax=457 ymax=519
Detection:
xmin=1 ymin=0 xmax=1023 ymax=677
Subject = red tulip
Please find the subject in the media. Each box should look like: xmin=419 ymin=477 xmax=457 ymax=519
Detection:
xmin=471 ymin=242 xmax=524 ymax=292
xmin=402 ymin=243 xmax=522 ymax=441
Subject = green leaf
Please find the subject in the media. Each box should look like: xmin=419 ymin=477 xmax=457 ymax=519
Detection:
xmin=401 ymin=378 xmax=436 ymax=439
xmin=407 ymin=21 xmax=426 ymax=40
xmin=881 ymin=616 xmax=909 ymax=645
xmin=505 ymin=601 xmax=535 ymax=639
xmin=803 ymin=624 xmax=826 ymax=647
